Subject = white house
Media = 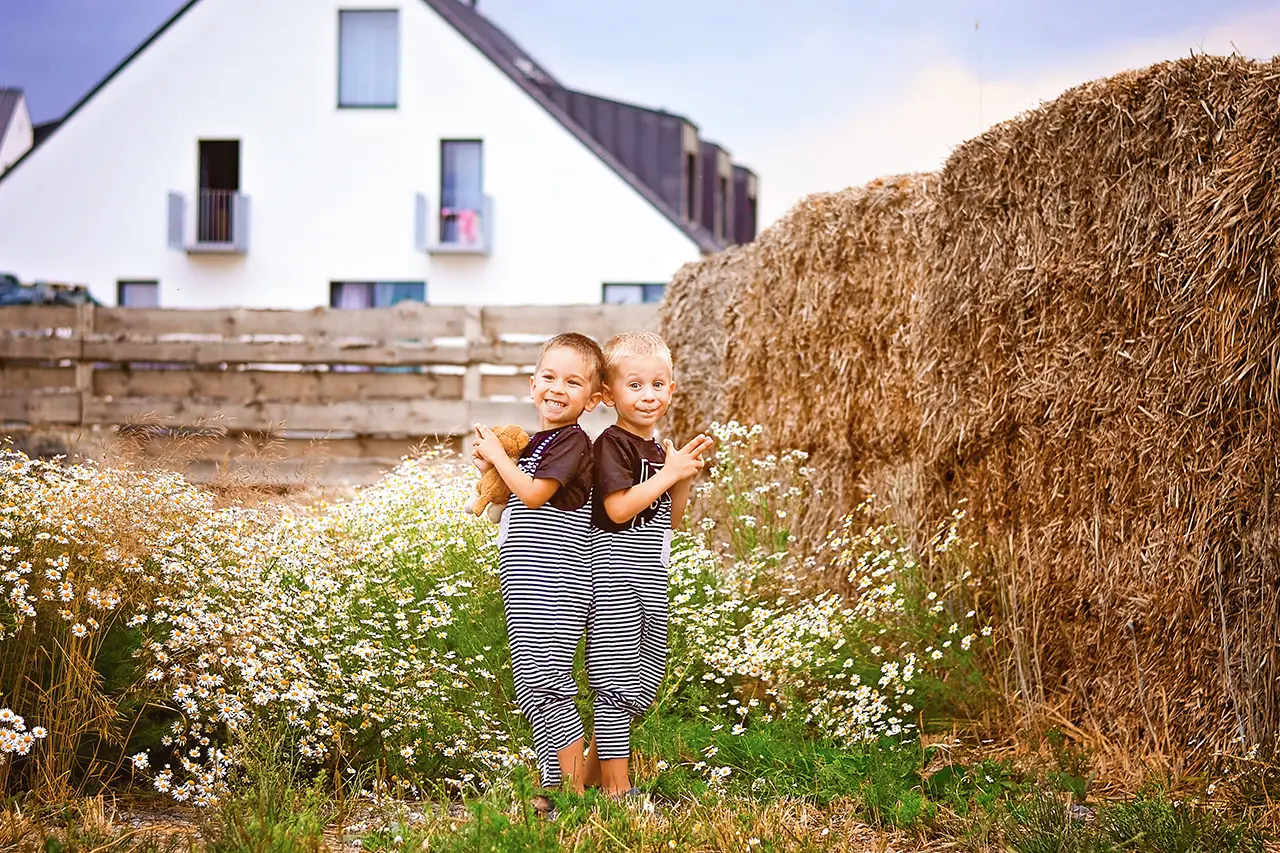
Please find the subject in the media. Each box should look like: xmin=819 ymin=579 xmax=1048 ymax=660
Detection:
xmin=0 ymin=0 xmax=758 ymax=310
xmin=0 ymin=89 xmax=33 ymax=176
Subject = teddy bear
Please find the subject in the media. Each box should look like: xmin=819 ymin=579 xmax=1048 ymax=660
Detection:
xmin=463 ymin=424 xmax=531 ymax=523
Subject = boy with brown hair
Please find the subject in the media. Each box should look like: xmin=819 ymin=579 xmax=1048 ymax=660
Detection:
xmin=471 ymin=332 xmax=604 ymax=807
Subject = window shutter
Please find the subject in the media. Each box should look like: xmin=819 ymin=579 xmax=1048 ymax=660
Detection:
xmin=167 ymin=192 xmax=184 ymax=249
xmin=414 ymin=193 xmax=428 ymax=251
xmin=232 ymin=194 xmax=250 ymax=252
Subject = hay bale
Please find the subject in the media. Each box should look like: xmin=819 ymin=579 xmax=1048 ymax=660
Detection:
xmin=662 ymin=245 xmax=759 ymax=440
xmin=720 ymin=176 xmax=935 ymax=546
xmin=668 ymin=53 xmax=1280 ymax=766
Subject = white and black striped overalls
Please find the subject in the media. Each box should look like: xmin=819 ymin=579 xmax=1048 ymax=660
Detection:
xmin=497 ymin=427 xmax=592 ymax=788
xmin=587 ymin=472 xmax=672 ymax=761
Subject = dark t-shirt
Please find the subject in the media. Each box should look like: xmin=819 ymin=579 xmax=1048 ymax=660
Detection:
xmin=519 ymin=425 xmax=592 ymax=511
xmin=591 ymin=425 xmax=670 ymax=532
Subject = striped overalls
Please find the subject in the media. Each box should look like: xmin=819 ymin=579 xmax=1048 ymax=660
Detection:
xmin=497 ymin=428 xmax=592 ymax=788
xmin=587 ymin=479 xmax=672 ymax=761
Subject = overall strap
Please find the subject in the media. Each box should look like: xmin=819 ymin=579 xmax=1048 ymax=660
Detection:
xmin=529 ymin=429 xmax=562 ymax=459
xmin=518 ymin=426 xmax=571 ymax=475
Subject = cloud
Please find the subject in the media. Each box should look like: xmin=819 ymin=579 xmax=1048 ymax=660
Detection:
xmin=752 ymin=5 xmax=1280 ymax=226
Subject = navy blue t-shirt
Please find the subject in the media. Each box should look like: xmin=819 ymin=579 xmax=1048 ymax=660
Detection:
xmin=520 ymin=425 xmax=592 ymax=511
xmin=591 ymin=425 xmax=670 ymax=532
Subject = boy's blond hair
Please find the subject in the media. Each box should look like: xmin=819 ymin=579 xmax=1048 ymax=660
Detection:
xmin=537 ymin=332 xmax=606 ymax=393
xmin=602 ymin=331 xmax=674 ymax=383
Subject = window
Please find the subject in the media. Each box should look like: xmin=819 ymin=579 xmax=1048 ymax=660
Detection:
xmin=718 ymin=174 xmax=729 ymax=241
xmin=602 ymin=283 xmax=665 ymax=305
xmin=684 ymin=152 xmax=697 ymax=222
xmin=330 ymin=281 xmax=425 ymax=308
xmin=339 ymin=10 xmax=399 ymax=107
xmin=117 ymin=280 xmax=159 ymax=307
xmin=197 ymin=140 xmax=240 ymax=243
xmin=440 ymin=140 xmax=484 ymax=246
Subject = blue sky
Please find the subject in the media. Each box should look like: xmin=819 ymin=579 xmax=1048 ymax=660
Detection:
xmin=2 ymin=0 xmax=1278 ymax=224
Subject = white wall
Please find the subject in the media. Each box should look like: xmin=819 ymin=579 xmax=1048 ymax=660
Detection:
xmin=0 ymin=0 xmax=701 ymax=307
xmin=0 ymin=95 xmax=32 ymax=175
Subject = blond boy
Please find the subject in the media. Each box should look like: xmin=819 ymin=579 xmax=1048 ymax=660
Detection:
xmin=581 ymin=331 xmax=712 ymax=795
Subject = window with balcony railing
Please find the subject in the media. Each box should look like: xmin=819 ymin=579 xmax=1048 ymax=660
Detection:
xmin=440 ymin=140 xmax=484 ymax=248
xmin=196 ymin=189 xmax=237 ymax=244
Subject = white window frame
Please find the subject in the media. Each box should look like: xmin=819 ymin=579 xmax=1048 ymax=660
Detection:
xmin=117 ymin=280 xmax=159 ymax=307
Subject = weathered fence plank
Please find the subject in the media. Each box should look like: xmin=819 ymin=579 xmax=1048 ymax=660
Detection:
xmin=0 ymin=366 xmax=77 ymax=391
xmin=0 ymin=305 xmax=80 ymax=330
xmin=93 ymin=304 xmax=469 ymax=339
xmin=0 ymin=392 xmax=81 ymax=424
xmin=91 ymin=368 xmax=466 ymax=403
xmin=0 ymin=337 xmax=81 ymax=360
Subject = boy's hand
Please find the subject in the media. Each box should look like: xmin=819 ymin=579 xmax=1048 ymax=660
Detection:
xmin=682 ymin=434 xmax=715 ymax=463
xmin=662 ymin=436 xmax=709 ymax=481
xmin=473 ymin=424 xmax=509 ymax=465
xmin=470 ymin=443 xmax=493 ymax=472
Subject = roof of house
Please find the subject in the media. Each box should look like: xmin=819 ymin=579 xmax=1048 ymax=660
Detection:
xmin=0 ymin=0 xmax=726 ymax=252
xmin=421 ymin=0 xmax=721 ymax=252
xmin=0 ymin=89 xmax=24 ymax=141
xmin=444 ymin=0 xmax=561 ymax=87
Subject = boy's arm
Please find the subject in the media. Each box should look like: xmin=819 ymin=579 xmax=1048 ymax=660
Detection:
xmin=602 ymin=436 xmax=710 ymax=525
xmin=669 ymin=478 xmax=694 ymax=529
xmin=472 ymin=424 xmax=560 ymax=509
xmin=602 ymin=465 xmax=686 ymax=524
xmin=487 ymin=452 xmax=561 ymax=509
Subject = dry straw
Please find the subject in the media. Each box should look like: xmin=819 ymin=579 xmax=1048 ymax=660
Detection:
xmin=664 ymin=54 xmax=1280 ymax=772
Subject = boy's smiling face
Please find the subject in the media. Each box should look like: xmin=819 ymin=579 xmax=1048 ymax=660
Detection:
xmin=529 ymin=345 xmax=602 ymax=430
xmin=603 ymin=354 xmax=675 ymax=439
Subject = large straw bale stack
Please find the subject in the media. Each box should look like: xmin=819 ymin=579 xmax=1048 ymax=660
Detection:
xmin=723 ymin=177 xmax=934 ymax=540
xmin=662 ymin=245 xmax=759 ymax=440
xmin=663 ymin=54 xmax=1280 ymax=764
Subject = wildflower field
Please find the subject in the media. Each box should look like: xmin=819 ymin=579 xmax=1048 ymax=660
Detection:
xmin=0 ymin=424 xmax=1270 ymax=852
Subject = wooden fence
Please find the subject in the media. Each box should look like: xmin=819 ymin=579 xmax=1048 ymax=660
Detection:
xmin=0 ymin=303 xmax=658 ymax=483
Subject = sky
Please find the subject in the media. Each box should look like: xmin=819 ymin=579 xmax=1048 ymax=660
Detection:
xmin=2 ymin=0 xmax=1279 ymax=227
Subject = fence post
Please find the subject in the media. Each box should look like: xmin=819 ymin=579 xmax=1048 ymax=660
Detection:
xmin=460 ymin=306 xmax=485 ymax=457
xmin=73 ymin=302 xmax=94 ymax=427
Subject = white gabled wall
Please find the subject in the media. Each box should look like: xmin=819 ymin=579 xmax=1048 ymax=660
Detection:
xmin=0 ymin=95 xmax=32 ymax=175
xmin=0 ymin=0 xmax=702 ymax=307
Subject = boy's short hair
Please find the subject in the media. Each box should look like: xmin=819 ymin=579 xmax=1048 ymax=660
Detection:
xmin=537 ymin=332 xmax=606 ymax=393
xmin=602 ymin=331 xmax=674 ymax=383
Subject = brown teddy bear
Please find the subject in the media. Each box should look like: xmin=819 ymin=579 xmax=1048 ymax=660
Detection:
xmin=464 ymin=424 xmax=531 ymax=523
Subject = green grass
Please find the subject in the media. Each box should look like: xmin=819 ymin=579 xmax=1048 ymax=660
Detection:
xmin=1000 ymin=789 xmax=1265 ymax=853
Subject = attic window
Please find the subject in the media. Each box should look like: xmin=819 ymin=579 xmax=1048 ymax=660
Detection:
xmin=339 ymin=10 xmax=400 ymax=108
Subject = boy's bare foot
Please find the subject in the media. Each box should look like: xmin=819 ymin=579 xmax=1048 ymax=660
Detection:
xmin=558 ymin=738 xmax=587 ymax=794
xmin=600 ymin=757 xmax=632 ymax=796
xmin=582 ymin=739 xmax=602 ymax=788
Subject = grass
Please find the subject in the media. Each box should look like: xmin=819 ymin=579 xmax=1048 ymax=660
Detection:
xmin=0 ymin=424 xmax=1272 ymax=850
